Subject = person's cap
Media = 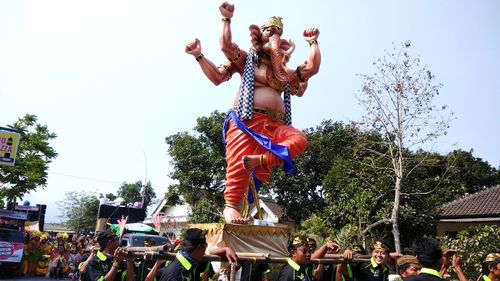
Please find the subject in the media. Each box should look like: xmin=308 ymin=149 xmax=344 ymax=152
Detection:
xmin=484 ymin=253 xmax=500 ymax=263
xmin=183 ymin=228 xmax=207 ymax=243
xmin=397 ymin=255 xmax=420 ymax=266
xmin=96 ymin=229 xmax=117 ymax=244
xmin=373 ymin=240 xmax=392 ymax=253
xmin=350 ymin=244 xmax=367 ymax=255
xmin=261 ymin=16 xmax=284 ymax=31
xmin=288 ymin=235 xmax=313 ymax=251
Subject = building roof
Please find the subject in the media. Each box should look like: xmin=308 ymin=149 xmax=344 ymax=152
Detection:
xmin=439 ymin=185 xmax=500 ymax=219
xmin=260 ymin=198 xmax=284 ymax=219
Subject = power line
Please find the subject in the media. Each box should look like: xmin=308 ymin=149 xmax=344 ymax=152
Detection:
xmin=49 ymin=171 xmax=123 ymax=185
xmin=49 ymin=171 xmax=168 ymax=191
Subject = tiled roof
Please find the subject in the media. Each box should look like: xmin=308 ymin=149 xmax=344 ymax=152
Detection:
xmin=261 ymin=198 xmax=284 ymax=219
xmin=439 ymin=185 xmax=500 ymax=218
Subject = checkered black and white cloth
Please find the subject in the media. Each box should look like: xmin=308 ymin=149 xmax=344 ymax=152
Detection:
xmin=235 ymin=48 xmax=293 ymax=125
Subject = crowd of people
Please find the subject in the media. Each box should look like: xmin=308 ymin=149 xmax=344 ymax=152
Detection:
xmin=38 ymin=225 xmax=494 ymax=281
xmin=19 ymin=231 xmax=92 ymax=279
xmin=12 ymin=210 xmax=499 ymax=281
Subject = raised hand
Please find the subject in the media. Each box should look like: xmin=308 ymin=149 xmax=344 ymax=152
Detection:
xmin=219 ymin=2 xmax=234 ymax=18
xmin=325 ymin=241 xmax=340 ymax=254
xmin=117 ymin=215 xmax=128 ymax=237
xmin=185 ymin=38 xmax=202 ymax=57
xmin=303 ymin=28 xmax=320 ymax=42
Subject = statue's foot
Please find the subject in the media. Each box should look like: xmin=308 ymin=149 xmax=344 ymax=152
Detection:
xmin=223 ymin=206 xmax=248 ymax=224
xmin=243 ymin=154 xmax=263 ymax=171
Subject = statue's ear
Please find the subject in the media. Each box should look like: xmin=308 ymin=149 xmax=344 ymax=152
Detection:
xmin=249 ymin=24 xmax=262 ymax=51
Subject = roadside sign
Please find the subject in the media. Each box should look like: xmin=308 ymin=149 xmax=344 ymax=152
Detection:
xmin=0 ymin=127 xmax=20 ymax=166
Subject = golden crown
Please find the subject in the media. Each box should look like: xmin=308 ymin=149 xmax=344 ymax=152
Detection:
xmin=484 ymin=253 xmax=500 ymax=262
xmin=261 ymin=16 xmax=284 ymax=31
xmin=373 ymin=241 xmax=390 ymax=252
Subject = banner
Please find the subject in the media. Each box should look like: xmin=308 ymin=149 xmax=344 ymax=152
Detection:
xmin=0 ymin=209 xmax=28 ymax=220
xmin=0 ymin=127 xmax=20 ymax=166
xmin=0 ymin=241 xmax=24 ymax=263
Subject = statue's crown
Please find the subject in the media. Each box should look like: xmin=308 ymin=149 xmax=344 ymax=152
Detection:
xmin=261 ymin=16 xmax=283 ymax=31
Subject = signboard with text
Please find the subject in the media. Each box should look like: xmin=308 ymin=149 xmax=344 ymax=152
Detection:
xmin=0 ymin=127 xmax=20 ymax=166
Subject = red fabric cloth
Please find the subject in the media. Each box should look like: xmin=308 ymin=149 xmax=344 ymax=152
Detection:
xmin=224 ymin=113 xmax=307 ymax=204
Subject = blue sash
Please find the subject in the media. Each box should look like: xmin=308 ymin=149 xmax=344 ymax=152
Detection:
xmin=223 ymin=111 xmax=295 ymax=203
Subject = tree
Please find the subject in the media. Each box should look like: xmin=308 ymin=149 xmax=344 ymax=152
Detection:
xmin=117 ymin=180 xmax=156 ymax=209
xmin=269 ymin=120 xmax=359 ymax=222
xmin=57 ymin=191 xmax=100 ymax=233
xmin=165 ymin=111 xmax=227 ymax=209
xmin=187 ymin=198 xmax=223 ymax=224
xmin=355 ymin=41 xmax=453 ymax=252
xmin=0 ymin=114 xmax=58 ymax=205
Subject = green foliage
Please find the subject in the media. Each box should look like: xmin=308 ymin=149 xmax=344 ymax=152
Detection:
xmin=331 ymin=224 xmax=364 ymax=251
xmin=117 ymin=180 xmax=156 ymax=209
xmin=101 ymin=193 xmax=117 ymax=201
xmin=0 ymin=114 xmax=57 ymax=203
xmin=57 ymin=191 xmax=99 ymax=233
xmin=298 ymin=215 xmax=332 ymax=240
xmin=165 ymin=185 xmax=183 ymax=206
xmin=187 ymin=198 xmax=224 ymax=224
xmin=269 ymin=120 xmax=358 ymax=223
xmin=165 ymin=111 xmax=226 ymax=208
xmin=441 ymin=225 xmax=500 ymax=280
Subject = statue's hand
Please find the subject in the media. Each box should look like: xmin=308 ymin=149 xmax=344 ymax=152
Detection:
xmin=219 ymin=1 xmax=234 ymax=18
xmin=303 ymin=28 xmax=320 ymax=42
xmin=185 ymin=38 xmax=202 ymax=57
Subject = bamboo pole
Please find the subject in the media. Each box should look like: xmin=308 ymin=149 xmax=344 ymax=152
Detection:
xmin=124 ymin=247 xmax=371 ymax=264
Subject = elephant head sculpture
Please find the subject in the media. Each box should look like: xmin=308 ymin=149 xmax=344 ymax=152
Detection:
xmin=249 ymin=16 xmax=298 ymax=83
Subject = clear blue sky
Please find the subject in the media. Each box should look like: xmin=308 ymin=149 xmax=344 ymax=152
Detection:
xmin=1 ymin=1 xmax=499 ymax=223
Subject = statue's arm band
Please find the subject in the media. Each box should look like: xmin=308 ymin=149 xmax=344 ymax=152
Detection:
xmin=226 ymin=46 xmax=241 ymax=62
xmin=219 ymin=64 xmax=232 ymax=77
xmin=295 ymin=65 xmax=307 ymax=83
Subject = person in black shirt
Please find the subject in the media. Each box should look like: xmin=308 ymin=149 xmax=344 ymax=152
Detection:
xmin=84 ymin=229 xmax=135 ymax=281
xmin=338 ymin=240 xmax=392 ymax=281
xmin=481 ymin=252 xmax=500 ymax=281
xmin=278 ymin=235 xmax=316 ymax=281
xmin=122 ymin=237 xmax=158 ymax=281
xmin=146 ymin=228 xmax=238 ymax=281
xmin=396 ymin=255 xmax=421 ymax=279
xmin=404 ymin=237 xmax=443 ymax=281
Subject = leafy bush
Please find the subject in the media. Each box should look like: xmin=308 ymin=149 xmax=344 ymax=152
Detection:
xmin=441 ymin=225 xmax=500 ymax=280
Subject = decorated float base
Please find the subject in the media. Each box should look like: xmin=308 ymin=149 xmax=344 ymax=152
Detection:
xmin=189 ymin=223 xmax=291 ymax=257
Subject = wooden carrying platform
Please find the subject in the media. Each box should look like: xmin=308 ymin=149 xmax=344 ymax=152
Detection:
xmin=189 ymin=223 xmax=291 ymax=257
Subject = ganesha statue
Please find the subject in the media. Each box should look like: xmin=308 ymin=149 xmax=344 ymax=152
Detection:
xmin=185 ymin=1 xmax=321 ymax=224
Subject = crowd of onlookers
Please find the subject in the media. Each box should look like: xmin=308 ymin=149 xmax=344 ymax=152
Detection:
xmin=20 ymin=231 xmax=93 ymax=280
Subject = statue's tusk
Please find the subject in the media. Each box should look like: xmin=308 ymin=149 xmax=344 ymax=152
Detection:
xmin=286 ymin=39 xmax=295 ymax=56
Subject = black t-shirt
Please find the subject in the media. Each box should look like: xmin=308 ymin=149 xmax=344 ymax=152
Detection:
xmin=350 ymin=260 xmax=389 ymax=281
xmin=155 ymin=253 xmax=214 ymax=281
xmin=84 ymin=251 xmax=125 ymax=281
xmin=277 ymin=260 xmax=314 ymax=281
xmin=122 ymin=259 xmax=157 ymax=281
xmin=251 ymin=263 xmax=271 ymax=281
